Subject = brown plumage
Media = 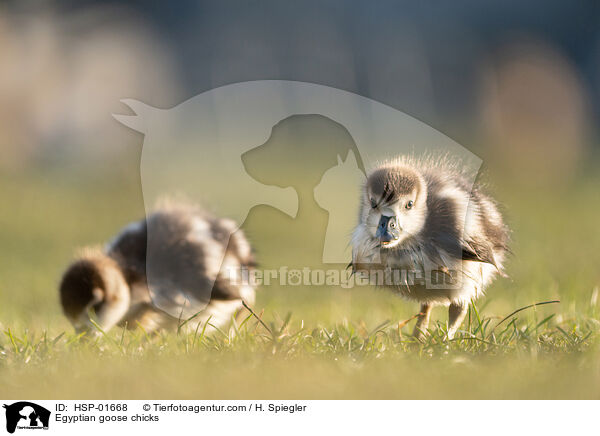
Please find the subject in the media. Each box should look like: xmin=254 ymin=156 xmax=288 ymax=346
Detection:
xmin=59 ymin=201 xmax=255 ymax=335
xmin=351 ymin=155 xmax=509 ymax=339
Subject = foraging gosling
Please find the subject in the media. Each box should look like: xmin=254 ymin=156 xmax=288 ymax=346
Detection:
xmin=351 ymin=156 xmax=509 ymax=339
xmin=59 ymin=201 xmax=255 ymax=334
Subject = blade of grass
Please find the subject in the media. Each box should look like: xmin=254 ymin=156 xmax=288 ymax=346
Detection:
xmin=242 ymin=300 xmax=273 ymax=337
xmin=491 ymin=300 xmax=560 ymax=333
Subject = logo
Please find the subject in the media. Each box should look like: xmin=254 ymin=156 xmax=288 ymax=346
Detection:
xmin=3 ymin=402 xmax=50 ymax=434
xmin=112 ymin=81 xmax=482 ymax=317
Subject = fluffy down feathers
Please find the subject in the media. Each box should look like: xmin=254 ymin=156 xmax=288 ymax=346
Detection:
xmin=59 ymin=201 xmax=255 ymax=334
xmin=351 ymin=155 xmax=509 ymax=338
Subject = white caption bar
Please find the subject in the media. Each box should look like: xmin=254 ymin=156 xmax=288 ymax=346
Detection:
xmin=0 ymin=400 xmax=596 ymax=436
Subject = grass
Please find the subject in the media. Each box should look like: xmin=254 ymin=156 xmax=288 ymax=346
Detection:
xmin=1 ymin=157 xmax=600 ymax=399
xmin=1 ymin=296 xmax=599 ymax=399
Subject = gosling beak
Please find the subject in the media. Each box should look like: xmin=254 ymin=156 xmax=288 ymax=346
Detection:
xmin=375 ymin=215 xmax=400 ymax=246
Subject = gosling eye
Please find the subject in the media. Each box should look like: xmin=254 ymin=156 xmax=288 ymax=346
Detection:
xmin=389 ymin=220 xmax=397 ymax=229
xmin=370 ymin=198 xmax=377 ymax=209
xmin=405 ymin=200 xmax=414 ymax=210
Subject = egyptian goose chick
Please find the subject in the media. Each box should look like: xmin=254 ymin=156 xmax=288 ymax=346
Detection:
xmin=59 ymin=201 xmax=255 ymax=335
xmin=351 ymin=156 xmax=509 ymax=339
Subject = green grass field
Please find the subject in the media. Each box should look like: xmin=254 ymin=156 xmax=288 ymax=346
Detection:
xmin=1 ymin=160 xmax=600 ymax=399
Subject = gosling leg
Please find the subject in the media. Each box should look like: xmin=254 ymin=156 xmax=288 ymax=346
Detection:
xmin=412 ymin=303 xmax=433 ymax=340
xmin=447 ymin=301 xmax=468 ymax=340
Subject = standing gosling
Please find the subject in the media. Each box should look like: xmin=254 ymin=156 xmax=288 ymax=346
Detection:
xmin=59 ymin=201 xmax=255 ymax=335
xmin=351 ymin=156 xmax=509 ymax=339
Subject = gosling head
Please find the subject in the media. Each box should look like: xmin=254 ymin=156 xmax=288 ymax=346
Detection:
xmin=362 ymin=164 xmax=428 ymax=249
xmin=59 ymin=250 xmax=130 ymax=335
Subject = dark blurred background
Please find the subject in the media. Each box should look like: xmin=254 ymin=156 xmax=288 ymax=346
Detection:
xmin=1 ymin=0 xmax=598 ymax=176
